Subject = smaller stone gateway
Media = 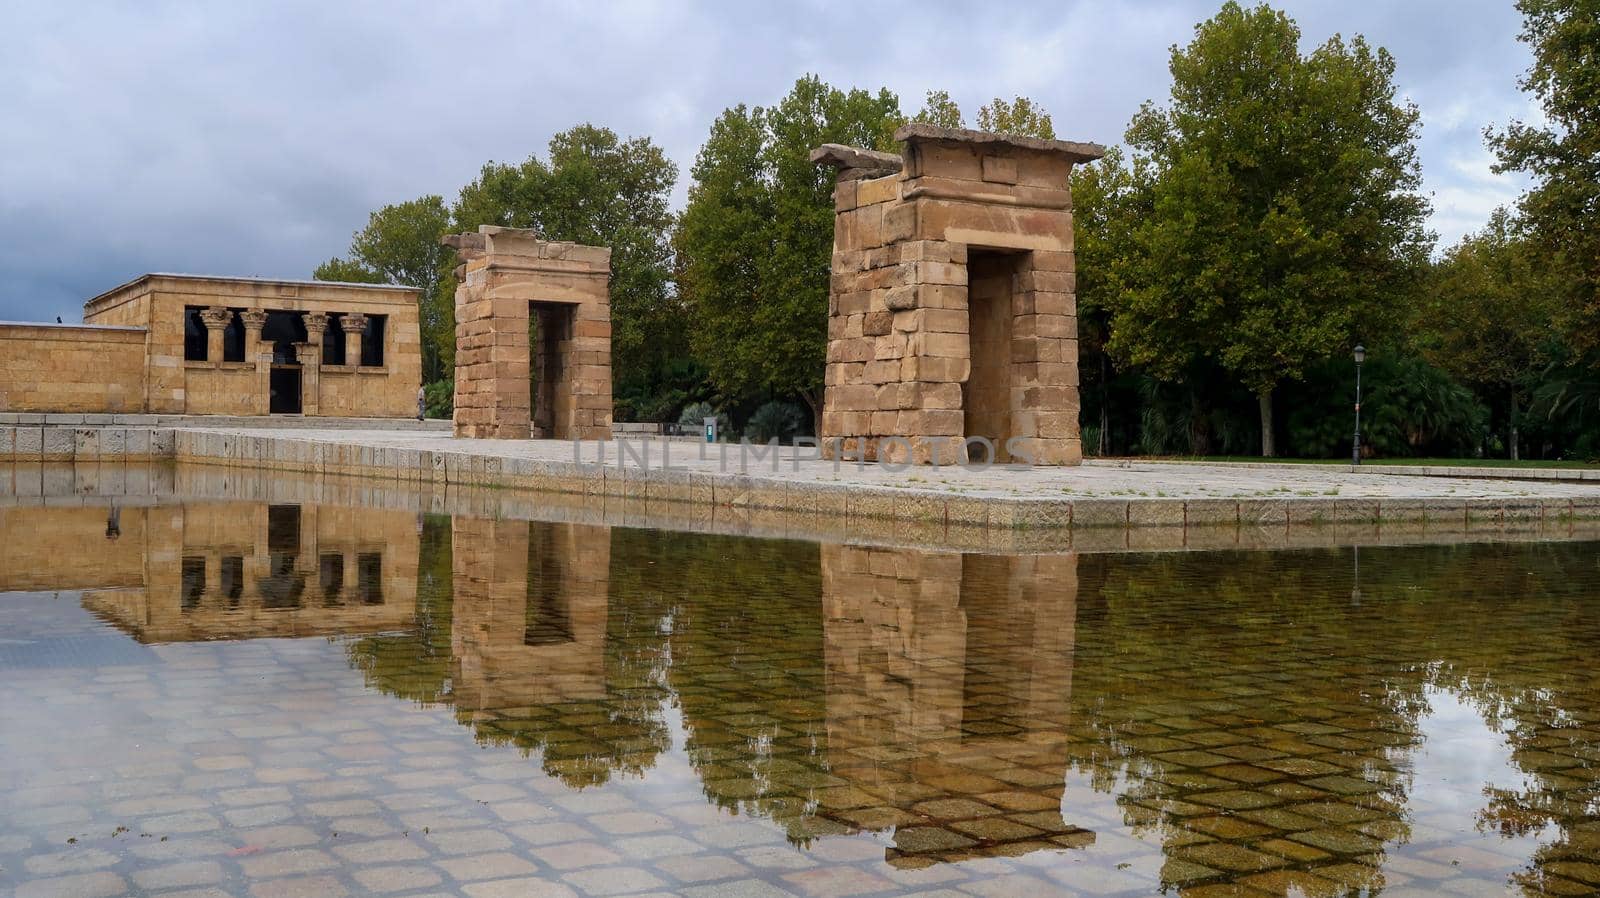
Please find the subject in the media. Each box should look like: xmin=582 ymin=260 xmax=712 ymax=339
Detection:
xmin=813 ymin=124 xmax=1104 ymax=466
xmin=445 ymin=226 xmax=613 ymax=441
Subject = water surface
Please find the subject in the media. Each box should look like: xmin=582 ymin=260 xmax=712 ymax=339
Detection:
xmin=2 ymin=497 xmax=1599 ymax=896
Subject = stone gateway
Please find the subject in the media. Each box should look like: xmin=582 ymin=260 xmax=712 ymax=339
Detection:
xmin=813 ymin=124 xmax=1104 ymax=466
xmin=444 ymin=226 xmax=613 ymax=441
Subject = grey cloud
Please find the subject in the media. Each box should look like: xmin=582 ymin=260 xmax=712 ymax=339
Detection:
xmin=0 ymin=0 xmax=1536 ymax=322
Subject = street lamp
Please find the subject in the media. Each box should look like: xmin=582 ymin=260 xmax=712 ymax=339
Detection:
xmin=1351 ymin=345 xmax=1366 ymax=466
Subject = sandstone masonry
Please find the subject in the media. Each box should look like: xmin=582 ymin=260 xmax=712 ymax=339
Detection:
xmin=814 ymin=124 xmax=1104 ymax=466
xmin=445 ymin=226 xmax=613 ymax=441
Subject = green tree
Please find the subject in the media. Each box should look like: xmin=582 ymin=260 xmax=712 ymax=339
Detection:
xmin=311 ymin=256 xmax=384 ymax=284
xmin=913 ymin=90 xmax=965 ymax=128
xmin=1420 ymin=210 xmax=1561 ymax=459
xmin=1489 ymin=0 xmax=1600 ymax=356
xmin=450 ymin=125 xmax=679 ymax=401
xmin=976 ymin=96 xmax=1055 ymax=138
xmin=675 ymin=76 xmax=901 ymax=428
xmin=1108 ymin=2 xmax=1432 ymax=456
xmin=315 ymin=196 xmax=454 ymax=381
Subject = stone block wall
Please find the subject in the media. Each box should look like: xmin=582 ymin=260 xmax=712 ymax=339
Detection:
xmin=0 ymin=323 xmax=148 ymax=413
xmin=815 ymin=125 xmax=1103 ymax=465
xmin=448 ymin=227 xmax=613 ymax=440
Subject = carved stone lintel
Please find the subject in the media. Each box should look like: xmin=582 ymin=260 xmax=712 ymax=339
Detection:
xmin=339 ymin=313 xmax=369 ymax=334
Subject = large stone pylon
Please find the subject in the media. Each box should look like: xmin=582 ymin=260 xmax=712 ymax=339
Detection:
xmin=813 ymin=124 xmax=1104 ymax=466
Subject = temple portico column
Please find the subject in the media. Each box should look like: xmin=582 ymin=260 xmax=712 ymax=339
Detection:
xmin=199 ymin=307 xmax=232 ymax=366
xmin=341 ymin=314 xmax=368 ymax=368
xmin=301 ymin=312 xmax=328 ymax=415
xmin=240 ymin=309 xmax=270 ymax=415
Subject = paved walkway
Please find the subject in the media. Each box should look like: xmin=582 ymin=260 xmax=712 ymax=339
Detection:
xmin=151 ymin=426 xmax=1600 ymax=533
xmin=179 ymin=426 xmax=1593 ymax=499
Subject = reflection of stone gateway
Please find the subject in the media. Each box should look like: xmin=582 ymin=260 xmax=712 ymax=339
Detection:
xmin=813 ymin=125 xmax=1105 ymax=466
xmin=449 ymin=518 xmax=611 ymax=709
xmin=821 ymin=544 xmax=1088 ymax=865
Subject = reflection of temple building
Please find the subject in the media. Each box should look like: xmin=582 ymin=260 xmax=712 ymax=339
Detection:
xmin=821 ymin=545 xmax=1086 ymax=865
xmin=0 ymin=502 xmax=418 ymax=642
xmin=449 ymin=519 xmax=611 ymax=709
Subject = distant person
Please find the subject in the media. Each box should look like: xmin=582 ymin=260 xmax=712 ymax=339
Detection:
xmin=55 ymin=316 xmax=62 ymax=323
xmin=417 ymin=385 xmax=426 ymax=421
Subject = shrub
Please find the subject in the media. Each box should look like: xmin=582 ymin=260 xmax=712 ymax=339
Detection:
xmin=744 ymin=401 xmax=807 ymax=443
xmin=423 ymin=379 xmax=454 ymax=419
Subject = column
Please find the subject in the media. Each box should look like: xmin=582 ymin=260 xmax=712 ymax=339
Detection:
xmin=199 ymin=306 xmax=231 ymax=366
xmin=240 ymin=309 xmax=269 ymax=415
xmin=341 ymin=313 xmax=367 ymax=368
xmin=301 ymin=313 xmax=328 ymax=416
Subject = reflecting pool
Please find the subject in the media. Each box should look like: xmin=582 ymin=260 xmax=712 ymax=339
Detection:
xmin=3 ymin=496 xmax=1600 ymax=897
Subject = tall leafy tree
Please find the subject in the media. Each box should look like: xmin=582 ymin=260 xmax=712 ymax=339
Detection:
xmin=1108 ymin=2 xmax=1432 ymax=455
xmin=315 ymin=196 xmax=453 ymax=381
xmin=451 ymin=125 xmax=678 ymax=399
xmin=676 ymin=76 xmax=900 ymax=428
xmin=1489 ymin=0 xmax=1600 ymax=356
xmin=1420 ymin=210 xmax=1561 ymax=459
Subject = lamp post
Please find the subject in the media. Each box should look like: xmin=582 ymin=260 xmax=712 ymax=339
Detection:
xmin=1351 ymin=345 xmax=1366 ymax=466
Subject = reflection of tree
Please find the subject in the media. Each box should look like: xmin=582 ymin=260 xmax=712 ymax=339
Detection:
xmin=346 ymin=513 xmax=454 ymax=703
xmin=609 ymin=528 xmax=832 ymax=841
xmin=1066 ymin=542 xmax=1600 ymax=895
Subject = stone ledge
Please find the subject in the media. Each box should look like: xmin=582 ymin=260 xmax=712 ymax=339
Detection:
xmin=144 ymin=429 xmax=1600 ymax=535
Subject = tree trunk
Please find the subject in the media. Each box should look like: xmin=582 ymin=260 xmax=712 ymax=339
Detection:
xmin=1098 ymin=352 xmax=1110 ymax=456
xmin=1509 ymin=389 xmax=1520 ymax=462
xmin=1188 ymin=389 xmax=1213 ymax=456
xmin=801 ymin=390 xmax=822 ymax=442
xmin=1258 ymin=388 xmax=1276 ymax=458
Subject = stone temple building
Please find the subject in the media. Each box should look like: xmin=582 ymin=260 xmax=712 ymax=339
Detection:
xmin=0 ymin=274 xmax=422 ymax=417
xmin=813 ymin=124 xmax=1104 ymax=466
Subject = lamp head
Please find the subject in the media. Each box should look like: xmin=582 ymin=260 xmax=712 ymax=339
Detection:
xmin=1354 ymin=344 xmax=1366 ymax=365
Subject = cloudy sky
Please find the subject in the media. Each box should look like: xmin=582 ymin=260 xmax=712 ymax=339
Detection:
xmin=0 ymin=0 xmax=1536 ymax=323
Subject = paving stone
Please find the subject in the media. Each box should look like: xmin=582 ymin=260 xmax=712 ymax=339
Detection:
xmin=130 ymin=860 xmax=225 ymax=890
xmin=248 ymin=874 xmax=348 ymax=898
xmin=463 ymin=878 xmax=580 ymax=898
xmin=560 ymin=865 xmax=666 ymax=896
xmin=436 ymin=852 xmax=540 ymax=881
xmin=15 ymin=871 xmax=129 ymax=898
xmin=351 ymin=864 xmax=444 ymax=893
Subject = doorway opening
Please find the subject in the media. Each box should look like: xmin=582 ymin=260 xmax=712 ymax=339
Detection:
xmin=963 ymin=250 xmax=1027 ymax=463
xmin=270 ymin=367 xmax=302 ymax=414
xmin=529 ymin=302 xmax=575 ymax=439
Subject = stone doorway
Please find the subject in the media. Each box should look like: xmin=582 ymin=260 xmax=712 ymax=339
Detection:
xmin=530 ymin=303 xmax=576 ymax=439
xmin=964 ymin=250 xmax=1028 ymax=463
xmin=269 ymin=366 xmax=301 ymax=414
